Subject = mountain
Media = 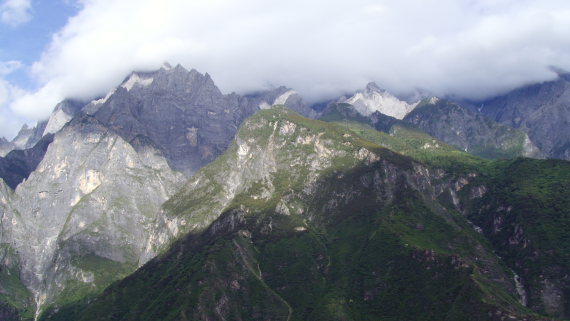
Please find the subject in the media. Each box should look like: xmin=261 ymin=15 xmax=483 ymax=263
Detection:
xmin=477 ymin=73 xmax=570 ymax=160
xmin=87 ymin=65 xmax=314 ymax=176
xmin=0 ymin=66 xmax=323 ymax=319
xmin=41 ymin=107 xmax=565 ymax=321
xmin=466 ymin=158 xmax=570 ymax=317
xmin=85 ymin=65 xmax=259 ymax=175
xmin=321 ymin=98 xmax=541 ymax=160
xmin=404 ymin=98 xmax=543 ymax=159
xmin=0 ymin=115 xmax=185 ymax=320
xmin=340 ymin=82 xmax=418 ymax=119
xmin=0 ymin=100 xmax=83 ymax=159
xmin=12 ymin=123 xmax=46 ymax=151
xmin=1 ymin=66 xmax=570 ymax=321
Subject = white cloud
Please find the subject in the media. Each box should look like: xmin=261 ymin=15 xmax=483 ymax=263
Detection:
xmin=4 ymin=0 xmax=570 ymax=137
xmin=0 ymin=75 xmax=27 ymax=139
xmin=0 ymin=60 xmax=22 ymax=75
xmin=0 ymin=0 xmax=31 ymax=26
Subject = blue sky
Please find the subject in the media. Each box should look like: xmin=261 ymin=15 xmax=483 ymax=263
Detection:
xmin=0 ymin=0 xmax=78 ymax=89
xmin=1 ymin=0 xmax=570 ymax=140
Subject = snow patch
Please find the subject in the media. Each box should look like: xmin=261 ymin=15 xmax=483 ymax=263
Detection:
xmin=121 ymin=73 xmax=154 ymax=91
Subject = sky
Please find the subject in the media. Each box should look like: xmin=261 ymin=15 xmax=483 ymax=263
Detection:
xmin=1 ymin=0 xmax=570 ymax=139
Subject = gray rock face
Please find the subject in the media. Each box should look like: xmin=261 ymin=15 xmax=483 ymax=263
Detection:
xmin=404 ymin=98 xmax=543 ymax=159
xmin=0 ymin=115 xmax=185 ymax=317
xmin=0 ymin=134 xmax=54 ymax=190
xmin=478 ymin=74 xmax=570 ymax=159
xmin=91 ymin=65 xmax=268 ymax=175
xmin=42 ymin=100 xmax=85 ymax=136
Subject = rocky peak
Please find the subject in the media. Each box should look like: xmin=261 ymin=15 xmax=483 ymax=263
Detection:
xmin=90 ymin=66 xmax=258 ymax=175
xmin=11 ymin=121 xmax=47 ymax=150
xmin=42 ymin=99 xmax=85 ymax=136
xmin=343 ymin=82 xmax=418 ymax=119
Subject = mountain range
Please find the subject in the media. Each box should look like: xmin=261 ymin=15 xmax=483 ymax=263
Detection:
xmin=0 ymin=65 xmax=569 ymax=320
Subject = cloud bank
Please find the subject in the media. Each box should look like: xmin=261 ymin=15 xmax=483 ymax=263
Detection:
xmin=0 ymin=0 xmax=31 ymax=26
xmin=2 ymin=0 xmax=570 ymax=138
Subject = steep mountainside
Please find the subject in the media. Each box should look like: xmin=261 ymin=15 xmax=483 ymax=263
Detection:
xmin=466 ymin=159 xmax=570 ymax=318
xmin=404 ymin=98 xmax=542 ymax=159
xmin=42 ymin=107 xmax=553 ymax=321
xmin=0 ymin=116 xmax=185 ymax=319
xmin=342 ymin=120 xmax=570 ymax=320
xmin=478 ymin=73 xmax=570 ymax=160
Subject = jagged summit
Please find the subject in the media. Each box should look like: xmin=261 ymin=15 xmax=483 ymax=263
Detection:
xmin=342 ymin=82 xmax=419 ymax=119
xmin=43 ymin=100 xmax=85 ymax=136
xmin=89 ymin=66 xmax=257 ymax=175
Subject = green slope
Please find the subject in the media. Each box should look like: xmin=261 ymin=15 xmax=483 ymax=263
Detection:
xmin=467 ymin=158 xmax=570 ymax=318
xmin=40 ymin=107 xmax=556 ymax=321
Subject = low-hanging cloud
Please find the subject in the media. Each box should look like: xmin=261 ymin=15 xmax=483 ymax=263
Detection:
xmin=3 ymin=0 xmax=570 ymax=138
